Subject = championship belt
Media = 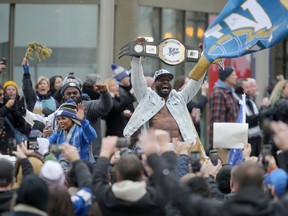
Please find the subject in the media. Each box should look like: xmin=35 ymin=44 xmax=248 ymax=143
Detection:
xmin=119 ymin=38 xmax=202 ymax=66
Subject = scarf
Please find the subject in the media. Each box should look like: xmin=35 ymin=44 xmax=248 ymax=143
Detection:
xmin=55 ymin=124 xmax=81 ymax=172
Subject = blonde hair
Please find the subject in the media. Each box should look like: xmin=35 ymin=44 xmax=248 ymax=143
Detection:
xmin=269 ymin=79 xmax=288 ymax=107
xmin=35 ymin=76 xmax=50 ymax=90
xmin=104 ymin=78 xmax=119 ymax=97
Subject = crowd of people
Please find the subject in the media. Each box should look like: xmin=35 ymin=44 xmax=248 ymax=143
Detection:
xmin=1 ymin=40 xmax=288 ymax=215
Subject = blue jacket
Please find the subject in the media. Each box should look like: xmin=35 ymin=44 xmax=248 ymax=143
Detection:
xmin=48 ymin=119 xmax=96 ymax=161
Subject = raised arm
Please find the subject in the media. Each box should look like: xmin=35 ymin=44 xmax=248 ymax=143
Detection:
xmin=22 ymin=58 xmax=37 ymax=111
xmin=84 ymin=86 xmax=112 ymax=120
xmin=179 ymin=71 xmax=207 ymax=103
xmin=130 ymin=57 xmax=148 ymax=101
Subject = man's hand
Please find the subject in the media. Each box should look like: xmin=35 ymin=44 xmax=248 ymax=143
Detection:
xmin=5 ymin=99 xmax=15 ymax=109
xmin=242 ymin=143 xmax=252 ymax=160
xmin=61 ymin=143 xmax=80 ymax=162
xmin=95 ymin=84 xmax=107 ymax=93
xmin=110 ymin=151 xmax=120 ymax=165
xmin=200 ymin=159 xmax=222 ymax=178
xmin=154 ymin=129 xmax=170 ymax=153
xmin=12 ymin=143 xmax=29 ymax=159
xmin=138 ymin=129 xmax=160 ymax=156
xmin=191 ymin=108 xmax=201 ymax=123
xmin=201 ymin=80 xmax=209 ymax=96
xmin=173 ymin=138 xmax=190 ymax=156
xmin=100 ymin=136 xmax=118 ymax=159
xmin=135 ymin=37 xmax=147 ymax=45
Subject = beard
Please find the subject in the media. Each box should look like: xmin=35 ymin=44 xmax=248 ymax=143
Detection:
xmin=155 ymin=84 xmax=171 ymax=98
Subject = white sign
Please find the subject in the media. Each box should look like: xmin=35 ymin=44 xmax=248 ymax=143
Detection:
xmin=213 ymin=122 xmax=248 ymax=149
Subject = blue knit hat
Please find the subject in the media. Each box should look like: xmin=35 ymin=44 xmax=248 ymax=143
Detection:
xmin=56 ymin=99 xmax=80 ymax=125
xmin=111 ymin=63 xmax=129 ymax=82
xmin=264 ymin=168 xmax=288 ymax=198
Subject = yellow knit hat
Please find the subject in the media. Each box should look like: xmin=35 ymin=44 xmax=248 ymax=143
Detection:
xmin=3 ymin=80 xmax=18 ymax=93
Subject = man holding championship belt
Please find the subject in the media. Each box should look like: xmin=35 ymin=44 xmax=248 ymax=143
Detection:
xmin=122 ymin=37 xmax=207 ymax=157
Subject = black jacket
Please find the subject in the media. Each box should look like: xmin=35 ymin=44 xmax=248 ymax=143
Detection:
xmin=93 ymin=157 xmax=166 ymax=216
xmin=104 ymin=92 xmax=135 ymax=137
xmin=147 ymin=154 xmax=287 ymax=216
xmin=0 ymin=190 xmax=16 ymax=214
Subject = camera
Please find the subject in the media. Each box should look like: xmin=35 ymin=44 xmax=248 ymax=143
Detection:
xmin=116 ymin=137 xmax=131 ymax=148
xmin=261 ymin=144 xmax=272 ymax=166
xmin=119 ymin=148 xmax=134 ymax=157
xmin=0 ymin=117 xmax=5 ymax=134
xmin=209 ymin=150 xmax=218 ymax=166
xmin=49 ymin=144 xmax=62 ymax=154
xmin=0 ymin=137 xmax=16 ymax=155
xmin=189 ymin=151 xmax=201 ymax=173
xmin=27 ymin=137 xmax=39 ymax=150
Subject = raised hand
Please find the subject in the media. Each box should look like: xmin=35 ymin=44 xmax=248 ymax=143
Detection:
xmin=100 ymin=136 xmax=118 ymax=158
xmin=76 ymin=103 xmax=85 ymax=121
xmin=61 ymin=142 xmax=80 ymax=162
xmin=22 ymin=58 xmax=30 ymax=75
xmin=95 ymin=84 xmax=107 ymax=93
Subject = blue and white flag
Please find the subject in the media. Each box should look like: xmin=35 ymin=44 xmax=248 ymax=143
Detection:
xmin=189 ymin=0 xmax=288 ymax=80
xmin=204 ymin=0 xmax=288 ymax=63
xmin=228 ymin=94 xmax=246 ymax=166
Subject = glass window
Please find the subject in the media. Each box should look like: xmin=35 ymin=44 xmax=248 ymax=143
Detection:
xmin=14 ymin=4 xmax=99 ymax=89
xmin=0 ymin=4 xmax=10 ymax=83
xmin=138 ymin=6 xmax=161 ymax=77
xmin=184 ymin=11 xmax=207 ymax=75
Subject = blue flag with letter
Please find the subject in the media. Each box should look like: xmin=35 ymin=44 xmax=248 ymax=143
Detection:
xmin=203 ymin=0 xmax=288 ymax=63
xmin=228 ymin=94 xmax=246 ymax=166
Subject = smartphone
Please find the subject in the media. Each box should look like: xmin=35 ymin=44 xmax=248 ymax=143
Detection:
xmin=0 ymin=117 xmax=5 ymax=133
xmin=49 ymin=144 xmax=62 ymax=154
xmin=189 ymin=151 xmax=201 ymax=173
xmin=209 ymin=150 xmax=218 ymax=166
xmin=261 ymin=144 xmax=272 ymax=166
xmin=27 ymin=138 xmax=39 ymax=150
xmin=116 ymin=137 xmax=131 ymax=148
xmin=0 ymin=137 xmax=16 ymax=155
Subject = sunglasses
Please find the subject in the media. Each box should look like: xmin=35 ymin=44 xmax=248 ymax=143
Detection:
xmin=0 ymin=93 xmax=4 ymax=97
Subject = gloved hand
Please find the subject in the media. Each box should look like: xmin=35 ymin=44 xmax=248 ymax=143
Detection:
xmin=42 ymin=107 xmax=54 ymax=116
xmin=36 ymin=138 xmax=50 ymax=156
xmin=32 ymin=120 xmax=46 ymax=132
xmin=15 ymin=96 xmax=26 ymax=116
xmin=21 ymin=58 xmax=30 ymax=75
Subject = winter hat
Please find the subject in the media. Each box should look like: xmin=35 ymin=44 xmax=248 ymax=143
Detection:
xmin=218 ymin=66 xmax=234 ymax=81
xmin=39 ymin=160 xmax=65 ymax=186
xmin=61 ymin=74 xmax=83 ymax=95
xmin=153 ymin=69 xmax=174 ymax=82
xmin=3 ymin=80 xmax=18 ymax=93
xmin=56 ymin=99 xmax=80 ymax=125
xmin=264 ymin=168 xmax=288 ymax=198
xmin=16 ymin=174 xmax=49 ymax=211
xmin=111 ymin=63 xmax=129 ymax=82
xmin=0 ymin=158 xmax=14 ymax=187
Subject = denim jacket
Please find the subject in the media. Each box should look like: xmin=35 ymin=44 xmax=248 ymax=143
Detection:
xmin=123 ymin=57 xmax=206 ymax=143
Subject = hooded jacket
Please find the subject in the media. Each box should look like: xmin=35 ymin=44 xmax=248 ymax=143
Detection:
xmin=93 ymin=157 xmax=166 ymax=216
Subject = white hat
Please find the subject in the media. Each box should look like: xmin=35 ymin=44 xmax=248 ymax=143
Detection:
xmin=39 ymin=160 xmax=65 ymax=186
